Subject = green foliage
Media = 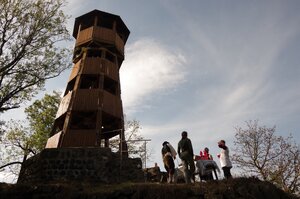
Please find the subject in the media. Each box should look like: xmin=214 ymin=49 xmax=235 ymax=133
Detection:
xmin=232 ymin=120 xmax=300 ymax=195
xmin=24 ymin=91 xmax=61 ymax=151
xmin=0 ymin=0 xmax=71 ymax=112
xmin=0 ymin=91 xmax=61 ymax=176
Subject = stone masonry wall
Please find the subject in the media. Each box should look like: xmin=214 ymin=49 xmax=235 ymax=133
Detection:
xmin=17 ymin=147 xmax=144 ymax=184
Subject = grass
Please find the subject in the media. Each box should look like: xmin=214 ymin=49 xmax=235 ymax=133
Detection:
xmin=0 ymin=178 xmax=298 ymax=199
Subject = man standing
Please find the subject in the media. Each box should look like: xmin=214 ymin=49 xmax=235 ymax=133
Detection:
xmin=217 ymin=140 xmax=232 ymax=179
xmin=177 ymin=131 xmax=195 ymax=183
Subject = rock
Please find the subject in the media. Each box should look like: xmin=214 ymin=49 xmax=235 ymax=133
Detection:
xmin=18 ymin=147 xmax=144 ymax=184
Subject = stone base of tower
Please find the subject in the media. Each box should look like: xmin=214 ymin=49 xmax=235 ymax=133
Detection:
xmin=17 ymin=148 xmax=144 ymax=184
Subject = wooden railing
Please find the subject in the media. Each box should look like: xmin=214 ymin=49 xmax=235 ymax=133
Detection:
xmin=76 ymin=26 xmax=124 ymax=55
xmin=70 ymin=89 xmax=122 ymax=118
xmin=82 ymin=58 xmax=119 ymax=81
xmin=56 ymin=91 xmax=72 ymax=119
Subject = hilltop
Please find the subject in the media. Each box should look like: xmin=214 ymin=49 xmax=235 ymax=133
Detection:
xmin=0 ymin=177 xmax=298 ymax=199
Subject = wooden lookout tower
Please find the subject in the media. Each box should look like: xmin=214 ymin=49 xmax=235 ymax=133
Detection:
xmin=46 ymin=10 xmax=129 ymax=156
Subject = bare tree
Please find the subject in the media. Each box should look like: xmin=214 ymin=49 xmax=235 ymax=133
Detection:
xmin=110 ymin=119 xmax=152 ymax=167
xmin=0 ymin=0 xmax=71 ymax=113
xmin=232 ymin=120 xmax=300 ymax=194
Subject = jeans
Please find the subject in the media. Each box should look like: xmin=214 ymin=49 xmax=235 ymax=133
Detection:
xmin=222 ymin=166 xmax=232 ymax=179
xmin=181 ymin=157 xmax=195 ymax=183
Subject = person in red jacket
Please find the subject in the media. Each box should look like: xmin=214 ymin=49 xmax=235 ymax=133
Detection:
xmin=198 ymin=147 xmax=214 ymax=180
xmin=200 ymin=147 xmax=213 ymax=160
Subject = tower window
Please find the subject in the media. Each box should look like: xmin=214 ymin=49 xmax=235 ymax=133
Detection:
xmin=101 ymin=111 xmax=122 ymax=138
xmin=51 ymin=113 xmax=66 ymax=135
xmin=103 ymin=76 xmax=117 ymax=95
xmin=105 ymin=51 xmax=115 ymax=63
xmin=70 ymin=111 xmax=97 ymax=129
xmin=64 ymin=78 xmax=76 ymax=96
xmin=80 ymin=19 xmax=93 ymax=31
xmin=97 ymin=18 xmax=113 ymax=29
xmin=73 ymin=47 xmax=83 ymax=63
xmin=80 ymin=75 xmax=99 ymax=89
xmin=87 ymin=49 xmax=102 ymax=58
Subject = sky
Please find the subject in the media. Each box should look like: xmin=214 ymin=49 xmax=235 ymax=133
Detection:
xmin=1 ymin=0 xmax=300 ymax=180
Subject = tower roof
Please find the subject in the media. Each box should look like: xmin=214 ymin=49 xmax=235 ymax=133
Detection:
xmin=73 ymin=9 xmax=130 ymax=43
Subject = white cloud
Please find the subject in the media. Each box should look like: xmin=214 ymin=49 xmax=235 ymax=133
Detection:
xmin=0 ymin=171 xmax=16 ymax=183
xmin=138 ymin=3 xmax=300 ymax=170
xmin=120 ymin=38 xmax=186 ymax=113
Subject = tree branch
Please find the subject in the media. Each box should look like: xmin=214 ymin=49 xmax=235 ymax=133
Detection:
xmin=0 ymin=161 xmax=22 ymax=170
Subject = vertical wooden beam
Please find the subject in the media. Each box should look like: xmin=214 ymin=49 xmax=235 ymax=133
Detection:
xmin=94 ymin=15 xmax=98 ymax=27
xmin=77 ymin=23 xmax=82 ymax=40
xmin=95 ymin=92 xmax=102 ymax=147
xmin=105 ymin=138 xmax=109 ymax=147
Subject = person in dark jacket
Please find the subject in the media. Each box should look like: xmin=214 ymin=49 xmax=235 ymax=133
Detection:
xmin=177 ymin=131 xmax=195 ymax=183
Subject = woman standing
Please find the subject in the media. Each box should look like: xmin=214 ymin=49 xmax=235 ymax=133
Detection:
xmin=217 ymin=140 xmax=232 ymax=179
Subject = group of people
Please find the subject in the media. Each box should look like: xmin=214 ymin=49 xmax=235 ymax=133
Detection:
xmin=161 ymin=131 xmax=232 ymax=183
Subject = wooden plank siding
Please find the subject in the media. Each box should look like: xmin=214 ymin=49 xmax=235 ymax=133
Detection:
xmin=61 ymin=130 xmax=97 ymax=147
xmin=102 ymin=91 xmax=122 ymax=118
xmin=101 ymin=59 xmax=119 ymax=81
xmin=75 ymin=27 xmax=93 ymax=46
xmin=75 ymin=26 xmax=124 ymax=55
xmin=72 ymin=89 xmax=102 ymax=111
xmin=81 ymin=58 xmax=119 ymax=82
xmin=68 ymin=60 xmax=81 ymax=82
xmin=81 ymin=57 xmax=102 ymax=74
xmin=56 ymin=92 xmax=72 ymax=119
xmin=71 ymin=89 xmax=122 ymax=118
xmin=45 ymin=131 xmax=62 ymax=148
xmin=115 ymin=33 xmax=124 ymax=55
